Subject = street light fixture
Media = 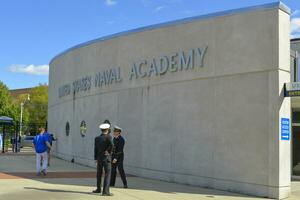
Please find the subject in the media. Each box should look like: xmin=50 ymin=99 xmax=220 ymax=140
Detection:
xmin=20 ymin=94 xmax=30 ymax=136
xmin=14 ymin=94 xmax=30 ymax=153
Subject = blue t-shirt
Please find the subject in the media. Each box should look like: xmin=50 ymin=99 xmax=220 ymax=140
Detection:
xmin=43 ymin=132 xmax=53 ymax=145
xmin=33 ymin=134 xmax=49 ymax=153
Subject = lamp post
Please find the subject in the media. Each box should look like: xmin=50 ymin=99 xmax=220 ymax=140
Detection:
xmin=16 ymin=94 xmax=30 ymax=152
xmin=19 ymin=94 xmax=30 ymax=136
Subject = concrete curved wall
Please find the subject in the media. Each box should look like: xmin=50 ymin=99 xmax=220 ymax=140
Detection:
xmin=48 ymin=3 xmax=291 ymax=199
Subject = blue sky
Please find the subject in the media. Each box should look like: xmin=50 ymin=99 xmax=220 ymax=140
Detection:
xmin=0 ymin=0 xmax=299 ymax=89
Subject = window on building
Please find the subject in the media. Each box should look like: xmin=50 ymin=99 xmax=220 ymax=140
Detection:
xmin=297 ymin=56 xmax=300 ymax=82
xmin=291 ymin=52 xmax=298 ymax=82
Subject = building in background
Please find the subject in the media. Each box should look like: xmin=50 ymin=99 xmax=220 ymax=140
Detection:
xmin=9 ymin=88 xmax=33 ymax=99
xmin=290 ymin=39 xmax=300 ymax=177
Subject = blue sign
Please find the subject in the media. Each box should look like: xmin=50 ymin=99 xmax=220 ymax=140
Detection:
xmin=281 ymin=118 xmax=290 ymax=141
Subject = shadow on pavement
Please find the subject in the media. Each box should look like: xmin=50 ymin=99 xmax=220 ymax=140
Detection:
xmin=24 ymin=186 xmax=98 ymax=196
xmin=27 ymin=176 xmax=258 ymax=199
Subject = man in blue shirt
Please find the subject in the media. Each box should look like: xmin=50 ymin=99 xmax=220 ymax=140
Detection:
xmin=33 ymin=127 xmax=51 ymax=176
xmin=43 ymin=131 xmax=56 ymax=166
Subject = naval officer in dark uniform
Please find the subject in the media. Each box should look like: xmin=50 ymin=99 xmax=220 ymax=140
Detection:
xmin=110 ymin=125 xmax=128 ymax=188
xmin=93 ymin=123 xmax=114 ymax=196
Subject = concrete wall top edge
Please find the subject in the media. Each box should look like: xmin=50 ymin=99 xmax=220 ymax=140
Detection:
xmin=49 ymin=1 xmax=290 ymax=66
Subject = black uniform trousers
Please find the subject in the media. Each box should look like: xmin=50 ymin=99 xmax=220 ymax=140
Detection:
xmin=96 ymin=156 xmax=112 ymax=194
xmin=110 ymin=153 xmax=127 ymax=186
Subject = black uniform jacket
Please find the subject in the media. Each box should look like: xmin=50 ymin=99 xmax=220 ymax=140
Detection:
xmin=112 ymin=135 xmax=125 ymax=161
xmin=94 ymin=134 xmax=113 ymax=161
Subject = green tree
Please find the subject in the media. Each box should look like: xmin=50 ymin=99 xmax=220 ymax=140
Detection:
xmin=0 ymin=81 xmax=17 ymax=119
xmin=0 ymin=81 xmax=18 ymax=141
xmin=27 ymin=84 xmax=48 ymax=125
xmin=0 ymin=82 xmax=48 ymax=135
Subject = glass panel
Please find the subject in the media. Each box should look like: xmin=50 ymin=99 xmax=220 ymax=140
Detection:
xmin=293 ymin=126 xmax=300 ymax=175
xmin=298 ymin=56 xmax=300 ymax=82
xmin=293 ymin=112 xmax=300 ymax=123
xmin=290 ymin=53 xmax=297 ymax=82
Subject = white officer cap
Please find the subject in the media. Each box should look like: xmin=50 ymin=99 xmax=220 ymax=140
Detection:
xmin=113 ymin=125 xmax=122 ymax=132
xmin=99 ymin=123 xmax=110 ymax=130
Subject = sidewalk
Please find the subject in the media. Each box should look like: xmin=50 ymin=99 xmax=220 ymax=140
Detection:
xmin=1 ymin=149 xmax=300 ymax=200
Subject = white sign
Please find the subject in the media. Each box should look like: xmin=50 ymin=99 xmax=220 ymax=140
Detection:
xmin=285 ymin=82 xmax=300 ymax=97
xmin=285 ymin=82 xmax=300 ymax=91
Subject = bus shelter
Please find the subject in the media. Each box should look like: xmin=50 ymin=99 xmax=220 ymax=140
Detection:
xmin=0 ymin=116 xmax=14 ymax=153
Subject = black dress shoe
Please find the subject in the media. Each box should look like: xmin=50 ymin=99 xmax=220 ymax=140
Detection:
xmin=124 ymin=185 xmax=128 ymax=188
xmin=102 ymin=193 xmax=113 ymax=196
xmin=41 ymin=170 xmax=47 ymax=176
xmin=92 ymin=189 xmax=101 ymax=193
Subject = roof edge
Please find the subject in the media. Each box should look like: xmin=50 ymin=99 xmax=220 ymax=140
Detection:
xmin=279 ymin=1 xmax=291 ymax=15
xmin=49 ymin=1 xmax=290 ymax=66
xmin=291 ymin=38 xmax=300 ymax=43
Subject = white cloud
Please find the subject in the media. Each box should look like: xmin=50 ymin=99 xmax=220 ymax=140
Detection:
xmin=291 ymin=18 xmax=300 ymax=38
xmin=106 ymin=0 xmax=117 ymax=6
xmin=155 ymin=6 xmax=164 ymax=12
xmin=9 ymin=64 xmax=49 ymax=75
xmin=292 ymin=33 xmax=300 ymax=39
